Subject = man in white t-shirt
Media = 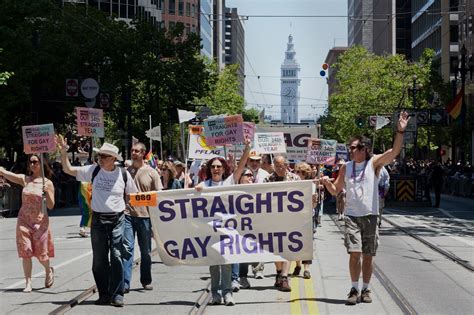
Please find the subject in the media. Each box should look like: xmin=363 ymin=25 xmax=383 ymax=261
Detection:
xmin=321 ymin=112 xmax=409 ymax=305
xmin=57 ymin=136 xmax=138 ymax=307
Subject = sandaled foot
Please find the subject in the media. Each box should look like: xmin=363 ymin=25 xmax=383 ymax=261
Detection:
xmin=23 ymin=283 xmax=32 ymax=293
xmin=45 ymin=267 xmax=54 ymax=288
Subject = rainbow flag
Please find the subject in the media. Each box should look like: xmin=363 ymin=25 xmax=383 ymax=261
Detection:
xmin=446 ymin=88 xmax=463 ymax=119
xmin=78 ymin=182 xmax=92 ymax=227
xmin=144 ymin=150 xmax=157 ymax=169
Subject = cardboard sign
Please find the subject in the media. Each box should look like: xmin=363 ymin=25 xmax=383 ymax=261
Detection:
xmin=188 ymin=125 xmax=224 ymax=160
xmin=306 ymin=138 xmax=337 ymax=165
xmin=76 ymin=107 xmax=104 ymax=137
xmin=148 ymin=181 xmax=313 ymax=266
xmin=256 ymin=126 xmax=318 ymax=161
xmin=254 ymin=132 xmax=286 ymax=154
xmin=22 ymin=123 xmax=56 ymax=154
xmin=129 ymin=192 xmax=157 ymax=207
xmin=204 ymin=115 xmax=244 ymax=146
xmin=336 ymin=143 xmax=348 ymax=161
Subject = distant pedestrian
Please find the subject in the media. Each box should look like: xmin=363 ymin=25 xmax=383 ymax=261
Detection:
xmin=123 ymin=142 xmax=163 ymax=293
xmin=0 ymin=154 xmax=55 ymax=293
xmin=321 ymin=112 xmax=409 ymax=305
xmin=56 ymin=135 xmax=138 ymax=307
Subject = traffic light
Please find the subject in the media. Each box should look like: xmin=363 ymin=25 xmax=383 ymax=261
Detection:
xmin=355 ymin=116 xmax=364 ymax=128
xmin=320 ymin=63 xmax=329 ymax=77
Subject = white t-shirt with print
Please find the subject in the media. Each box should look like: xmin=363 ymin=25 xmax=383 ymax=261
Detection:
xmin=76 ymin=165 xmax=138 ymax=213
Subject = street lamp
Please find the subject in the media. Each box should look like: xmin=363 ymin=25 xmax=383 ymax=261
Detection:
xmin=452 ymin=44 xmax=474 ymax=165
xmin=409 ymin=74 xmax=422 ymax=158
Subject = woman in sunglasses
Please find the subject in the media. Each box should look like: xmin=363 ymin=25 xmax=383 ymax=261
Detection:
xmin=194 ymin=138 xmax=251 ymax=307
xmin=0 ymin=154 xmax=55 ymax=293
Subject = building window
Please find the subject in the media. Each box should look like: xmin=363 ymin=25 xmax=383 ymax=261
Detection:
xmin=191 ymin=4 xmax=195 ymax=17
xmin=191 ymin=24 xmax=196 ymax=33
xmin=186 ymin=23 xmax=191 ymax=34
xmin=159 ymin=0 xmax=164 ymax=10
xmin=450 ymin=25 xmax=459 ymax=42
xmin=186 ymin=2 xmax=191 ymax=16
xmin=178 ymin=1 xmax=184 ymax=15
xmin=169 ymin=0 xmax=176 ymax=15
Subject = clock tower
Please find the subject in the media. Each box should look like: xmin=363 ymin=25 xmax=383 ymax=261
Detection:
xmin=280 ymin=34 xmax=301 ymax=124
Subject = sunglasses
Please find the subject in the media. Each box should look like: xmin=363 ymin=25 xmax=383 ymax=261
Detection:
xmin=349 ymin=144 xmax=365 ymax=151
xmin=29 ymin=160 xmax=40 ymax=165
xmin=242 ymin=173 xmax=253 ymax=177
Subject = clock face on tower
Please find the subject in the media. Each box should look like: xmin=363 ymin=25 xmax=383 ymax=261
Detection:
xmin=283 ymin=87 xmax=296 ymax=98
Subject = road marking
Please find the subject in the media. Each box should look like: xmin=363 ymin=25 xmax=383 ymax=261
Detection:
xmin=304 ymin=276 xmax=319 ymax=315
xmin=2 ymin=250 xmax=92 ymax=291
xmin=290 ymin=262 xmax=302 ymax=314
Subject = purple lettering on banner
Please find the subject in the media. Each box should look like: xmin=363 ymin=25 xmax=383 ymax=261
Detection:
xmin=209 ymin=196 xmax=227 ymax=217
xmin=182 ymin=238 xmax=199 ymax=259
xmin=235 ymin=194 xmax=254 ymax=215
xmin=191 ymin=197 xmax=208 ymax=217
xmin=194 ymin=236 xmax=211 ymax=257
xmin=273 ymin=191 xmax=288 ymax=212
xmin=273 ymin=232 xmax=286 ymax=252
xmin=242 ymin=234 xmax=258 ymax=253
xmin=241 ymin=217 xmax=253 ymax=231
xmin=258 ymin=233 xmax=274 ymax=253
xmin=212 ymin=219 xmax=222 ymax=232
xmin=164 ymin=240 xmax=179 ymax=258
xmin=224 ymin=218 xmax=237 ymax=230
xmin=159 ymin=200 xmax=176 ymax=222
xmin=287 ymin=191 xmax=304 ymax=212
xmin=255 ymin=192 xmax=272 ymax=213
xmin=220 ymin=235 xmax=234 ymax=255
xmin=174 ymin=199 xmax=191 ymax=219
xmin=227 ymin=195 xmax=235 ymax=214
xmin=288 ymin=231 xmax=303 ymax=252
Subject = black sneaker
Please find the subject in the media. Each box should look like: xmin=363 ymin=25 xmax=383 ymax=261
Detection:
xmin=360 ymin=288 xmax=372 ymax=303
xmin=123 ymin=287 xmax=130 ymax=294
xmin=346 ymin=287 xmax=359 ymax=305
xmin=94 ymin=296 xmax=110 ymax=305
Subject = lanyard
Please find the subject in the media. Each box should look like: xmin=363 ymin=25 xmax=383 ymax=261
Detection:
xmin=352 ymin=160 xmax=368 ymax=183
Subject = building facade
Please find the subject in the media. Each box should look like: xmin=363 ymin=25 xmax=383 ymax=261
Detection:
xmin=200 ymin=0 xmax=213 ymax=59
xmin=280 ymin=35 xmax=301 ymax=124
xmin=324 ymin=47 xmax=348 ymax=99
xmin=223 ymin=7 xmax=245 ymax=97
xmin=159 ymin=0 xmax=199 ymax=34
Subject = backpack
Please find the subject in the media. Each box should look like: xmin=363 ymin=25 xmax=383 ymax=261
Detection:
xmin=91 ymin=165 xmax=128 ymax=197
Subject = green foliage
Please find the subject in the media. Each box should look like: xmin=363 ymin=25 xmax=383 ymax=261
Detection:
xmin=0 ymin=1 xmax=210 ymax=158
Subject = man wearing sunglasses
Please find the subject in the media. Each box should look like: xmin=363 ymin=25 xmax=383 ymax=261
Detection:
xmin=56 ymin=135 xmax=138 ymax=307
xmin=321 ymin=111 xmax=410 ymax=305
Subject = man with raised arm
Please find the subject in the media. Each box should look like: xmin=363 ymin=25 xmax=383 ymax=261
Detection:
xmin=321 ymin=112 xmax=409 ymax=305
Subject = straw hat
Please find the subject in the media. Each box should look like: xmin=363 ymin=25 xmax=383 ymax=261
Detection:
xmin=249 ymin=150 xmax=262 ymax=160
xmin=93 ymin=143 xmax=123 ymax=161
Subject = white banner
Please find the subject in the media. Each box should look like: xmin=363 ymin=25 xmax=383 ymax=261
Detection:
xmin=188 ymin=125 xmax=224 ymax=160
xmin=149 ymin=181 xmax=314 ymax=266
xmin=256 ymin=126 xmax=318 ymax=161
xmin=254 ymin=132 xmax=286 ymax=154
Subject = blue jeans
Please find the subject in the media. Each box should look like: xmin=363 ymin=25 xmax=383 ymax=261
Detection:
xmin=123 ymin=215 xmax=152 ymax=289
xmin=91 ymin=212 xmax=125 ymax=299
xmin=231 ymin=263 xmax=239 ymax=281
xmin=210 ymin=264 xmax=232 ymax=296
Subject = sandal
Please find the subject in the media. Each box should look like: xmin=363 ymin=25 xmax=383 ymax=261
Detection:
xmin=45 ymin=267 xmax=54 ymax=288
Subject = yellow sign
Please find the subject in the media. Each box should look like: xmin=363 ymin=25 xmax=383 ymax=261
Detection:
xmin=396 ymin=180 xmax=415 ymax=201
xmin=129 ymin=192 xmax=157 ymax=207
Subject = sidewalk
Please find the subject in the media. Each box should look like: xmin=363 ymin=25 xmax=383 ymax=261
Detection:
xmin=66 ymin=215 xmax=402 ymax=315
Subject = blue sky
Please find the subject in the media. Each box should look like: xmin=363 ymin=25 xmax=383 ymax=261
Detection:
xmin=225 ymin=0 xmax=348 ymax=121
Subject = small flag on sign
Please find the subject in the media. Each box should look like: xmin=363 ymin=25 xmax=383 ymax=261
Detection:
xmin=445 ymin=88 xmax=463 ymax=119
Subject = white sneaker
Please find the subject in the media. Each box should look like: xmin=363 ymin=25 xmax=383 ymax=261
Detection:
xmin=79 ymin=227 xmax=87 ymax=237
xmin=231 ymin=279 xmax=240 ymax=292
xmin=252 ymin=262 xmax=264 ymax=279
xmin=224 ymin=293 xmax=235 ymax=306
xmin=338 ymin=214 xmax=343 ymax=221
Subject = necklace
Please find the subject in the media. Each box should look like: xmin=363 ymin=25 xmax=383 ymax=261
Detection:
xmin=351 ymin=160 xmax=368 ymax=183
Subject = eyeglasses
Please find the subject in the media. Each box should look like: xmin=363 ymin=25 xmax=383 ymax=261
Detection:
xmin=242 ymin=173 xmax=253 ymax=177
xmin=97 ymin=154 xmax=113 ymax=159
xmin=29 ymin=160 xmax=40 ymax=165
xmin=211 ymin=165 xmax=223 ymax=169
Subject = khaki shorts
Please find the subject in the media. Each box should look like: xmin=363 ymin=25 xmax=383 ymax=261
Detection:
xmin=344 ymin=215 xmax=379 ymax=256
xmin=336 ymin=191 xmax=346 ymax=213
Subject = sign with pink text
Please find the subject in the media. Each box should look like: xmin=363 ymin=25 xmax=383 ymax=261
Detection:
xmin=204 ymin=115 xmax=244 ymax=146
xmin=306 ymin=138 xmax=337 ymax=165
xmin=22 ymin=123 xmax=56 ymax=154
xmin=76 ymin=107 xmax=104 ymax=137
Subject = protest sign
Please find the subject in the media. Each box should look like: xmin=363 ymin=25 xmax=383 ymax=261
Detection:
xmin=204 ymin=115 xmax=244 ymax=146
xmin=147 ymin=181 xmax=313 ymax=266
xmin=188 ymin=125 xmax=224 ymax=160
xmin=76 ymin=107 xmax=104 ymax=137
xmin=254 ymin=132 xmax=286 ymax=154
xmin=336 ymin=143 xmax=348 ymax=161
xmin=306 ymin=138 xmax=337 ymax=165
xmin=256 ymin=126 xmax=318 ymax=161
xmin=22 ymin=123 xmax=56 ymax=154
